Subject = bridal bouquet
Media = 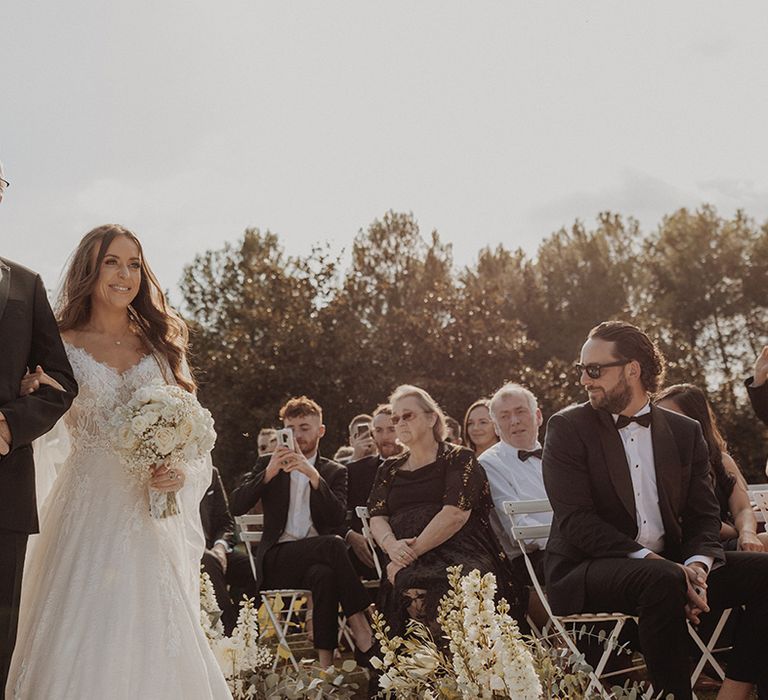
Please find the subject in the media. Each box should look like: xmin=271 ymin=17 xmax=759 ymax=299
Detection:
xmin=111 ymin=379 xmax=216 ymax=518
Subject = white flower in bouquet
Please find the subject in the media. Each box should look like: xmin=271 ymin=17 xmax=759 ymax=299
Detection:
xmin=110 ymin=379 xmax=216 ymax=518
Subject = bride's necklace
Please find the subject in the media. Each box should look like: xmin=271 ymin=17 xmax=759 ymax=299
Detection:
xmin=84 ymin=324 xmax=135 ymax=347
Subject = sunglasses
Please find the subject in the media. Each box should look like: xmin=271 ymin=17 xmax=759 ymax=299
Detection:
xmin=575 ymin=359 xmax=631 ymax=379
xmin=390 ymin=410 xmax=428 ymax=425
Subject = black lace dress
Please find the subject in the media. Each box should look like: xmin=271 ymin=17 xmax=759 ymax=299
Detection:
xmin=367 ymin=441 xmax=525 ymax=636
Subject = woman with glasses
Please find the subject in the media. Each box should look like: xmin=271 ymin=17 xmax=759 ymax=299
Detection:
xmin=367 ymin=384 xmax=524 ymax=636
xmin=654 ymin=383 xmax=767 ymax=552
xmin=463 ymin=398 xmax=499 ymax=455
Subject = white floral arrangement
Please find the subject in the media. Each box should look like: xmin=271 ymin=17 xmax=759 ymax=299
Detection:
xmin=200 ymin=571 xmax=273 ymax=699
xmin=110 ymin=379 xmax=216 ymax=518
xmin=371 ymin=566 xmax=542 ymax=700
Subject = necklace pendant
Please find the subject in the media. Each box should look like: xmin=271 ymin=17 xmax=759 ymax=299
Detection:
xmin=115 ymin=340 xmax=121 ymax=346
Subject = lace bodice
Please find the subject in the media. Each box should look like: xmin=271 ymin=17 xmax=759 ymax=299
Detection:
xmin=64 ymin=343 xmax=168 ymax=454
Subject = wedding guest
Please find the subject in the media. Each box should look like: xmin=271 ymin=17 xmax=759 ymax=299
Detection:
xmin=544 ymin=320 xmax=768 ymax=700
xmin=479 ymin=384 xmax=550 ymax=564
xmin=479 ymin=384 xmax=550 ymax=629
xmin=746 ymin=346 xmax=768 ymax=424
xmin=200 ymin=466 xmax=258 ymax=633
xmin=229 ymin=396 xmax=376 ymax=669
xmin=655 ymin=384 xmax=767 ymax=552
xmin=257 ymin=427 xmax=278 ymax=456
xmin=444 ymin=415 xmax=463 ymax=445
xmin=368 ymin=385 xmax=524 ymax=637
xmin=0 ymin=158 xmax=78 ymax=692
xmin=341 ymin=405 xmax=403 ymax=578
xmin=463 ymin=399 xmax=499 ymax=455
xmin=348 ymin=413 xmax=376 ymax=461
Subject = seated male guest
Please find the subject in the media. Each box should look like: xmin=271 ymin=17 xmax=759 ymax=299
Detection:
xmin=229 ymin=396 xmax=376 ymax=670
xmin=544 ymin=320 xmax=768 ymax=700
xmin=746 ymin=346 xmax=768 ymax=426
xmin=479 ymin=383 xmax=550 ymax=563
xmin=341 ymin=406 xmax=403 ymax=577
xmin=201 ymin=467 xmax=257 ymax=634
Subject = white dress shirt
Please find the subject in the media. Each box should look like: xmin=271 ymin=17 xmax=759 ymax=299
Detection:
xmin=617 ymin=403 xmax=713 ymax=571
xmin=278 ymin=452 xmax=319 ymax=543
xmin=479 ymin=440 xmax=551 ymax=559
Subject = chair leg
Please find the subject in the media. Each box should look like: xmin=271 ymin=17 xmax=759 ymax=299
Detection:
xmin=689 ymin=609 xmax=730 ymax=685
xmin=262 ymin=593 xmax=300 ymax=672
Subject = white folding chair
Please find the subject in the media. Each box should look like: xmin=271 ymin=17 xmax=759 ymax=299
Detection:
xmin=235 ymin=514 xmax=310 ymax=671
xmin=355 ymin=506 xmax=383 ymax=579
xmin=748 ymin=484 xmax=768 ymax=525
xmin=503 ymin=499 xmax=646 ymax=699
xmin=503 ymin=499 xmax=734 ymax=697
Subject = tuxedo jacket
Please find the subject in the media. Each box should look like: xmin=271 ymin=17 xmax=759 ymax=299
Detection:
xmin=542 ymin=402 xmax=724 ymax=615
xmin=229 ymin=454 xmax=347 ymax=589
xmin=745 ymin=376 xmax=768 ymax=426
xmin=0 ymin=258 xmax=78 ymax=534
xmin=200 ymin=467 xmax=236 ymax=550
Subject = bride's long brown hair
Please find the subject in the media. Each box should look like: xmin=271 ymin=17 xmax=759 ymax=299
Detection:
xmin=57 ymin=224 xmax=196 ymax=392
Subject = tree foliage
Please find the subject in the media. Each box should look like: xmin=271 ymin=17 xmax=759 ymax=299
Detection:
xmin=180 ymin=209 xmax=768 ymax=488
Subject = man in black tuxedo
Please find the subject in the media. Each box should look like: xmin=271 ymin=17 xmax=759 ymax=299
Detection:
xmin=229 ymin=395 xmax=373 ymax=669
xmin=746 ymin=346 xmax=768 ymax=427
xmin=1 ymin=161 xmax=78 ymax=689
xmin=200 ymin=466 xmax=257 ymax=634
xmin=543 ymin=320 xmax=768 ymax=700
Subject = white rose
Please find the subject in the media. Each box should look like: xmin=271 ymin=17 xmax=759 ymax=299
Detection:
xmin=134 ymin=387 xmax=152 ymax=403
xmin=117 ymin=423 xmax=138 ymax=450
xmin=153 ymin=426 xmax=178 ymax=456
xmin=131 ymin=415 xmax=151 ymax=435
xmin=143 ymin=411 xmax=161 ymax=426
xmin=177 ymin=417 xmax=194 ymax=444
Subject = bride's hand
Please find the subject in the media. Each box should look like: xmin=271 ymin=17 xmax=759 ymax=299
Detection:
xmin=20 ymin=365 xmax=65 ymax=396
xmin=150 ymin=464 xmax=186 ymax=492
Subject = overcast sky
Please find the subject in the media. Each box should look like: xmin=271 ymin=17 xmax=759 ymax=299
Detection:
xmin=2 ymin=2 xmax=767 ymax=299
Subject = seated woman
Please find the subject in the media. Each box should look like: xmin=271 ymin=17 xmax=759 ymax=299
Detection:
xmin=368 ymin=384 xmax=524 ymax=637
xmin=463 ymin=399 xmax=499 ymax=455
xmin=655 ymin=383 xmax=767 ymax=552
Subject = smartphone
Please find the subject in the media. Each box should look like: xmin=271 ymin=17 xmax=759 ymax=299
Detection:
xmin=356 ymin=423 xmax=372 ymax=440
xmin=276 ymin=427 xmax=295 ymax=451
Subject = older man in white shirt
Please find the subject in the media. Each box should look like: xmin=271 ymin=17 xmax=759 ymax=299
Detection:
xmin=480 ymin=382 xmax=551 ymax=557
xmin=479 ymin=383 xmax=551 ymax=628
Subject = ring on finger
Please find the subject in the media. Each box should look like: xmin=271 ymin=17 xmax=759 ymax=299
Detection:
xmin=169 ymin=469 xmax=177 ymax=479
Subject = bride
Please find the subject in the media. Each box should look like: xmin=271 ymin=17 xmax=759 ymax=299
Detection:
xmin=6 ymin=225 xmax=231 ymax=699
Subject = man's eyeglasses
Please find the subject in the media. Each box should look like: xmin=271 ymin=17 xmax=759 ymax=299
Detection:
xmin=575 ymin=360 xmax=631 ymax=379
xmin=390 ymin=410 xmax=428 ymax=425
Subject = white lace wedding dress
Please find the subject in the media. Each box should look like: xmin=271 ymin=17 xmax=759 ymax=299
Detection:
xmin=6 ymin=343 xmax=232 ymax=700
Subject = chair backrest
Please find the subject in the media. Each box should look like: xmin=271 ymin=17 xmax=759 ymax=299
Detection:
xmin=503 ymin=497 xmax=553 ymax=544
xmin=748 ymin=488 xmax=768 ymax=524
xmin=502 ymin=498 xmax=554 ymax=611
xmin=354 ymin=506 xmax=383 ymax=579
xmin=234 ymin=514 xmax=264 ymax=583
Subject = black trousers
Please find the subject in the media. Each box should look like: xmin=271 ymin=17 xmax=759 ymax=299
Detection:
xmin=201 ymin=549 xmax=258 ymax=634
xmin=0 ymin=531 xmax=28 ymax=696
xmin=582 ymin=551 xmax=768 ymax=700
xmin=262 ymin=535 xmax=371 ymax=651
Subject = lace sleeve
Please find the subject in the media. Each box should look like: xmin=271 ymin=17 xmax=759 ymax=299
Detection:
xmin=367 ymin=459 xmax=398 ymax=517
xmin=442 ymin=445 xmax=486 ymax=512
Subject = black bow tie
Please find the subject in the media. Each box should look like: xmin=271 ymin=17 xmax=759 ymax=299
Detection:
xmin=518 ymin=448 xmax=543 ymax=462
xmin=615 ymin=413 xmax=652 ymax=430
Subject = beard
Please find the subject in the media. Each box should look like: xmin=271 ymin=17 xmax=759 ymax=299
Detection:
xmin=587 ymin=375 xmax=633 ymax=414
xmin=378 ymin=440 xmax=403 ymax=458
